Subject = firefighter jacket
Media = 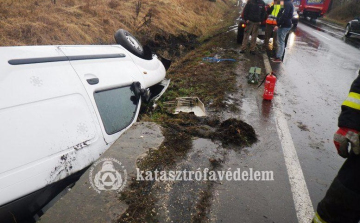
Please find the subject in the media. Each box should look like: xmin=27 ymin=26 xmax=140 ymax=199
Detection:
xmin=276 ymin=0 xmax=294 ymax=28
xmin=243 ymin=0 xmax=266 ymax=23
xmin=266 ymin=4 xmax=281 ymax=25
xmin=339 ymin=72 xmax=360 ymax=131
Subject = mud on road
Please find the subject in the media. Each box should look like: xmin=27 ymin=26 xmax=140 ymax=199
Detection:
xmin=118 ymin=28 xmax=262 ymax=222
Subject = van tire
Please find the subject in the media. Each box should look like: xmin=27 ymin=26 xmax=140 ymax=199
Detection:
xmin=114 ymin=29 xmax=144 ymax=58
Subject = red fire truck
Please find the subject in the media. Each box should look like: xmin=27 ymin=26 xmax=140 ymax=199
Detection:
xmin=295 ymin=0 xmax=331 ymax=20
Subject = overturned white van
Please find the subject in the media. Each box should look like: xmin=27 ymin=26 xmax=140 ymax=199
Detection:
xmin=0 ymin=29 xmax=170 ymax=222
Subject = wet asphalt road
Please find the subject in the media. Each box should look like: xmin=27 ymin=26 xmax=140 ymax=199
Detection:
xmin=278 ymin=21 xmax=360 ymax=207
xmin=301 ymin=18 xmax=360 ymax=49
xmin=210 ymin=21 xmax=360 ymax=222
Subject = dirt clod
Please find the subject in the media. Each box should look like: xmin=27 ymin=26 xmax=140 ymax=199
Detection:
xmin=297 ymin=121 xmax=310 ymax=131
xmin=213 ymin=118 xmax=257 ymax=146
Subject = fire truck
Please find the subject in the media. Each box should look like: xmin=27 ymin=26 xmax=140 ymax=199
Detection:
xmin=295 ymin=0 xmax=331 ymax=20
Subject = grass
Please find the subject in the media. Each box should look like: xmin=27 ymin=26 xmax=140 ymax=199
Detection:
xmin=321 ymin=17 xmax=347 ymax=27
xmin=325 ymin=0 xmax=360 ymax=25
xmin=153 ymin=30 xmax=240 ymax=109
xmin=0 ymin=0 xmax=237 ymax=46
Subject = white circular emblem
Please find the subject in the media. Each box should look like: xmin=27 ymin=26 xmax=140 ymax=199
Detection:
xmin=89 ymin=158 xmax=127 ymax=193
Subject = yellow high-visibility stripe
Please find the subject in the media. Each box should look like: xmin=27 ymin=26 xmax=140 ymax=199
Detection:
xmin=349 ymin=92 xmax=360 ymax=100
xmin=313 ymin=212 xmax=327 ymax=223
xmin=343 ymin=100 xmax=360 ymax=110
xmin=342 ymin=92 xmax=360 ymax=110
xmin=271 ymin=5 xmax=281 ymax=17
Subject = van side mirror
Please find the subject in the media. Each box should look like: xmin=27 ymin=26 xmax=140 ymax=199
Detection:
xmin=131 ymin=82 xmax=142 ymax=99
xmin=130 ymin=82 xmax=151 ymax=103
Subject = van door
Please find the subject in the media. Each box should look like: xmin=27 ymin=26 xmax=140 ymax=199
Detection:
xmin=59 ymin=46 xmax=143 ymax=144
xmin=0 ymin=46 xmax=104 ymax=206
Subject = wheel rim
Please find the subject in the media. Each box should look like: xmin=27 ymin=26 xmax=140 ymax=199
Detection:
xmin=125 ymin=33 xmax=143 ymax=52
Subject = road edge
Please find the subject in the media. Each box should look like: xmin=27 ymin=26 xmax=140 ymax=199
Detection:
xmin=262 ymin=53 xmax=314 ymax=223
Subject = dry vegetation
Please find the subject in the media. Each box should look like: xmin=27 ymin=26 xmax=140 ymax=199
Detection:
xmin=0 ymin=0 xmax=236 ymax=46
xmin=325 ymin=0 xmax=360 ymax=25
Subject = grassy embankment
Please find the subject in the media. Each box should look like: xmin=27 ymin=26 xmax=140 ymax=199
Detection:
xmin=0 ymin=0 xmax=235 ymax=46
xmin=323 ymin=0 xmax=360 ymax=26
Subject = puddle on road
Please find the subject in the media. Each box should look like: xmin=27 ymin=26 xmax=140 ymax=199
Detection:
xmin=240 ymin=98 xmax=254 ymax=120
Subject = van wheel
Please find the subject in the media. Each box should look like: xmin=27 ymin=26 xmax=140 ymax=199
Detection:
xmin=345 ymin=24 xmax=351 ymax=37
xmin=237 ymin=27 xmax=244 ymax=44
xmin=114 ymin=29 xmax=144 ymax=58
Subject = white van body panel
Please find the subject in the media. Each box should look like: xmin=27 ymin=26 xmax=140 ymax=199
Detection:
xmin=0 ymin=46 xmax=107 ymax=206
xmin=0 ymin=45 xmax=165 ymax=207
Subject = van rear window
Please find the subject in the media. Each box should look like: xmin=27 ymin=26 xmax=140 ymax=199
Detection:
xmin=94 ymin=86 xmax=139 ymax=135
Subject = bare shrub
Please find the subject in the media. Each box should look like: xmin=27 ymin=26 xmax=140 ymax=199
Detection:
xmin=132 ymin=1 xmax=142 ymax=26
xmin=136 ymin=8 xmax=152 ymax=31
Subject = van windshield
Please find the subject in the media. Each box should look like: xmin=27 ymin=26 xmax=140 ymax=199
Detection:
xmin=94 ymin=86 xmax=139 ymax=135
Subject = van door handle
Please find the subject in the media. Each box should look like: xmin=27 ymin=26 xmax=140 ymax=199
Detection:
xmin=86 ymin=78 xmax=99 ymax=85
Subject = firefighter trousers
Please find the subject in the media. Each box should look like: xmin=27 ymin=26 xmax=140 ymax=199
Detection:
xmin=264 ymin=24 xmax=277 ymax=52
xmin=316 ymin=152 xmax=360 ymax=223
xmin=241 ymin=21 xmax=259 ymax=52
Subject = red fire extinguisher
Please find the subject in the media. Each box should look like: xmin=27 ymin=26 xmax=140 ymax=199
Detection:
xmin=263 ymin=72 xmax=277 ymax=100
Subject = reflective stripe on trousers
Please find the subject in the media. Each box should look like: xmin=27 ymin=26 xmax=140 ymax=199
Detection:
xmin=313 ymin=212 xmax=327 ymax=223
xmin=342 ymin=92 xmax=360 ymax=110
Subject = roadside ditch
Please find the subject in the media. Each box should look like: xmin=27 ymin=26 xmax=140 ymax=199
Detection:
xmin=118 ymin=25 xmax=266 ymax=222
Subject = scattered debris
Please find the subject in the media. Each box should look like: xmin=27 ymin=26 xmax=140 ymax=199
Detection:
xmin=164 ymin=97 xmax=206 ymax=117
xmin=297 ymin=122 xmax=310 ymax=131
xmin=202 ymin=57 xmax=236 ymax=63
xmin=162 ymin=113 xmax=257 ymax=147
xmin=192 ymin=178 xmax=214 ymax=223
xmin=209 ymin=158 xmax=223 ymax=168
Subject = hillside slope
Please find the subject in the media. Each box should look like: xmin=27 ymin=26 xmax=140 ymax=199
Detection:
xmin=325 ymin=0 xmax=360 ymax=25
xmin=0 ymin=0 xmax=237 ymax=47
